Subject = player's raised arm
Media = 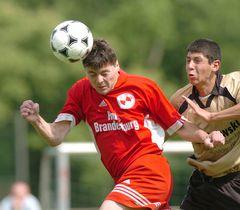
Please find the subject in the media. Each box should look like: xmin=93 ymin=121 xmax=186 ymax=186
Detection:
xmin=20 ymin=100 xmax=71 ymax=146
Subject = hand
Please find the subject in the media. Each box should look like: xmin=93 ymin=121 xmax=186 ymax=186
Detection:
xmin=182 ymin=95 xmax=212 ymax=122
xmin=203 ymin=131 xmax=225 ymax=149
xmin=209 ymin=130 xmax=225 ymax=146
xmin=20 ymin=100 xmax=40 ymax=123
xmin=187 ymin=158 xmax=215 ymax=176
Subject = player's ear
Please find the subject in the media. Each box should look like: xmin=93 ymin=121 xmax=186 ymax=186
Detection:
xmin=212 ymin=59 xmax=221 ymax=72
xmin=115 ymin=60 xmax=120 ymax=69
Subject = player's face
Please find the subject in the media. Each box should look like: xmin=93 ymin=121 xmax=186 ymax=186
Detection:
xmin=86 ymin=62 xmax=120 ymax=95
xmin=185 ymin=52 xmax=220 ymax=90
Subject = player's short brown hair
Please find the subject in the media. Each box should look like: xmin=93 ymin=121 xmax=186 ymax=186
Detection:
xmin=187 ymin=38 xmax=222 ymax=64
xmin=82 ymin=39 xmax=117 ymax=70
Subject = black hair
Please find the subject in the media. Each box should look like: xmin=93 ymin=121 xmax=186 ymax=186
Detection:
xmin=187 ymin=38 xmax=222 ymax=64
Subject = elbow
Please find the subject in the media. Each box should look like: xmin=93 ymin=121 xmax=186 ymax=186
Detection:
xmin=45 ymin=137 xmax=63 ymax=147
xmin=49 ymin=141 xmax=61 ymax=147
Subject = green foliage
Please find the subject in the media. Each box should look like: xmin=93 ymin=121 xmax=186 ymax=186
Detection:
xmin=94 ymin=0 xmax=176 ymax=69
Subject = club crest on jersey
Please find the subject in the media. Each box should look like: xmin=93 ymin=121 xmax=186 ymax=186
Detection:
xmin=117 ymin=93 xmax=135 ymax=109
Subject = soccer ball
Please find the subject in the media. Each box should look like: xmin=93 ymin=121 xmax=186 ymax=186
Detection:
xmin=50 ymin=20 xmax=94 ymax=63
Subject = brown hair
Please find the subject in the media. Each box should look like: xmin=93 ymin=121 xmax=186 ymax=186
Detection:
xmin=82 ymin=39 xmax=117 ymax=70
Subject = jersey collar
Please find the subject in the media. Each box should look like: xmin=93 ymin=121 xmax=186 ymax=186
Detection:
xmin=179 ymin=71 xmax=236 ymax=113
xmin=114 ymin=69 xmax=128 ymax=89
xmin=192 ymin=71 xmax=222 ymax=97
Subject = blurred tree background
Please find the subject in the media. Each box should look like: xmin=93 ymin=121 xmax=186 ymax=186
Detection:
xmin=1 ymin=0 xmax=240 ymax=208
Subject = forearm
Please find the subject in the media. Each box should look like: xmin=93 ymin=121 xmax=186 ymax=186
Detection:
xmin=20 ymin=100 xmax=71 ymax=145
xmin=209 ymin=103 xmax=240 ymax=121
xmin=31 ymin=115 xmax=66 ymax=146
xmin=176 ymin=121 xmax=209 ymax=143
xmin=188 ymin=140 xmax=240 ymax=176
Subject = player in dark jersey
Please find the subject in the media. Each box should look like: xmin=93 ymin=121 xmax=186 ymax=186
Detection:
xmin=171 ymin=38 xmax=240 ymax=210
xmin=20 ymin=39 xmax=224 ymax=210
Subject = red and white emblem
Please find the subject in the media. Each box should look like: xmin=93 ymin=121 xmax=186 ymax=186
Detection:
xmin=117 ymin=93 xmax=135 ymax=109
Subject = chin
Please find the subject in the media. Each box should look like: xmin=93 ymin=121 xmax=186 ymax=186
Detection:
xmin=188 ymin=79 xmax=197 ymax=85
xmin=97 ymin=89 xmax=109 ymax=95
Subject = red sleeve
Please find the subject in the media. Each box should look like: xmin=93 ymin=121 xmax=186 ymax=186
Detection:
xmin=143 ymin=79 xmax=184 ymax=134
xmin=59 ymin=80 xmax=86 ymax=125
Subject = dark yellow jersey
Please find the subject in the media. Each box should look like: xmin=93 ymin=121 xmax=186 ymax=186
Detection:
xmin=171 ymin=71 xmax=240 ymax=177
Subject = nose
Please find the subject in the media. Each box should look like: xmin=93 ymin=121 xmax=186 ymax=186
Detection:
xmin=186 ymin=60 xmax=195 ymax=71
xmin=96 ymin=75 xmax=104 ymax=84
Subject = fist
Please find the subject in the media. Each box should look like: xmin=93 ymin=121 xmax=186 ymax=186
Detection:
xmin=209 ymin=131 xmax=225 ymax=146
xmin=20 ymin=100 xmax=40 ymax=122
xmin=204 ymin=131 xmax=225 ymax=149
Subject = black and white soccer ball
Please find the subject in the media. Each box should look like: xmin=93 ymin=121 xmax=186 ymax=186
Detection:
xmin=50 ymin=20 xmax=93 ymax=63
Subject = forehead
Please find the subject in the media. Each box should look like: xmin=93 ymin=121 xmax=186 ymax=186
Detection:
xmin=86 ymin=64 xmax=114 ymax=73
xmin=186 ymin=52 xmax=207 ymax=59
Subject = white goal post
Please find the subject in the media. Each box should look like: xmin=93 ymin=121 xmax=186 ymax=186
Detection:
xmin=39 ymin=141 xmax=193 ymax=210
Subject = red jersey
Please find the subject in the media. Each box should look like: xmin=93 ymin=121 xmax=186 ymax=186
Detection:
xmin=55 ymin=70 xmax=184 ymax=180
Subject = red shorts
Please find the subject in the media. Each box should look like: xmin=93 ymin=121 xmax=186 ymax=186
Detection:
xmin=105 ymin=154 xmax=173 ymax=210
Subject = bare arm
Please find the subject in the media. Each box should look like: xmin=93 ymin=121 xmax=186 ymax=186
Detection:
xmin=176 ymin=120 xmax=225 ymax=148
xmin=187 ymin=140 xmax=240 ymax=176
xmin=207 ymin=103 xmax=240 ymax=121
xmin=183 ymin=95 xmax=240 ymax=121
xmin=20 ymin=100 xmax=71 ymax=146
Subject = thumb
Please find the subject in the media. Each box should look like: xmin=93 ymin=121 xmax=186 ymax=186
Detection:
xmin=186 ymin=158 xmax=205 ymax=170
xmin=33 ymin=103 xmax=40 ymax=114
xmin=182 ymin=95 xmax=195 ymax=108
xmin=204 ymin=136 xmax=214 ymax=149
xmin=187 ymin=158 xmax=214 ymax=175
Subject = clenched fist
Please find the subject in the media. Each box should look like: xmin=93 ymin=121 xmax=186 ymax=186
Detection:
xmin=20 ymin=100 xmax=40 ymax=123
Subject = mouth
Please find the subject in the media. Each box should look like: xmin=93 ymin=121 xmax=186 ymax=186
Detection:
xmin=96 ymin=85 xmax=109 ymax=93
xmin=188 ymin=74 xmax=195 ymax=79
xmin=96 ymin=86 xmax=109 ymax=95
xmin=97 ymin=85 xmax=106 ymax=90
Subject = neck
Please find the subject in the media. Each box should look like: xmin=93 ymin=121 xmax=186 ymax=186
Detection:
xmin=195 ymin=74 xmax=217 ymax=97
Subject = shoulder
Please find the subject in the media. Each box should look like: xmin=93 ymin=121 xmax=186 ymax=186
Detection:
xmin=26 ymin=194 xmax=40 ymax=203
xmin=128 ymin=74 xmax=163 ymax=92
xmin=170 ymin=84 xmax=193 ymax=109
xmin=221 ymin=71 xmax=240 ymax=88
xmin=64 ymin=77 xmax=92 ymax=102
xmin=0 ymin=196 xmax=12 ymax=207
xmin=73 ymin=77 xmax=90 ymax=88
xmin=24 ymin=195 xmax=41 ymax=209
xmin=69 ymin=77 xmax=91 ymax=93
xmin=222 ymin=71 xmax=240 ymax=81
xmin=128 ymin=74 xmax=156 ymax=84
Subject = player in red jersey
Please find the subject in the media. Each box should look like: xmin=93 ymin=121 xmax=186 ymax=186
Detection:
xmin=20 ymin=39 xmax=224 ymax=210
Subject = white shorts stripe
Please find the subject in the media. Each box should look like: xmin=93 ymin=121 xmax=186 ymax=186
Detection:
xmin=116 ymin=184 xmax=151 ymax=204
xmin=114 ymin=187 xmax=149 ymax=206
xmin=112 ymin=189 xmax=146 ymax=207
xmin=112 ymin=184 xmax=152 ymax=206
xmin=112 ymin=183 xmax=162 ymax=208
